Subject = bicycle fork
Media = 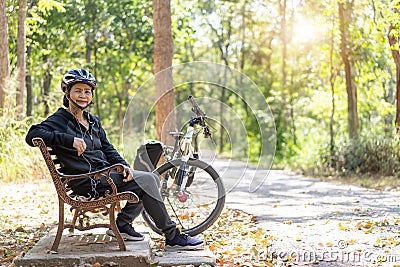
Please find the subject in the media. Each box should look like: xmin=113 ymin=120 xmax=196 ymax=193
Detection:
xmin=160 ymin=125 xmax=199 ymax=203
xmin=174 ymin=126 xmax=198 ymax=202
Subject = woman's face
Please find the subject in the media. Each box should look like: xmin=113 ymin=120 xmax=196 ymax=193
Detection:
xmin=69 ymin=83 xmax=93 ymax=108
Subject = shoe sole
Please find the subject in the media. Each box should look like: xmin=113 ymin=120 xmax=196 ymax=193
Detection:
xmin=106 ymin=229 xmax=145 ymax=241
xmin=164 ymin=243 xmax=204 ymax=251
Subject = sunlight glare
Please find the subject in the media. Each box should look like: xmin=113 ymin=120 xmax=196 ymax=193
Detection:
xmin=293 ymin=16 xmax=317 ymax=43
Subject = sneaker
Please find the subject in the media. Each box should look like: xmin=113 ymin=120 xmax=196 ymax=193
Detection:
xmin=165 ymin=229 xmax=204 ymax=250
xmin=106 ymin=222 xmax=144 ymax=241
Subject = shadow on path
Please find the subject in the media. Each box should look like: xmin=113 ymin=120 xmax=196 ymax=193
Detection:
xmin=212 ymin=158 xmax=400 ymax=267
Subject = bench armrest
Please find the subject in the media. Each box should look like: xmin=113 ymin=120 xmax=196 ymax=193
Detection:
xmin=58 ymin=163 xmax=125 ymax=180
xmin=59 ymin=164 xmax=126 ymax=195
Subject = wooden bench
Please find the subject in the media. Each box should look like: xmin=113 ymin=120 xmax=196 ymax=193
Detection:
xmin=32 ymin=137 xmax=139 ymax=251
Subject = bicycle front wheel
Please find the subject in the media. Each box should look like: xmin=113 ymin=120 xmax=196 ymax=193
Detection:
xmin=142 ymin=158 xmax=225 ymax=236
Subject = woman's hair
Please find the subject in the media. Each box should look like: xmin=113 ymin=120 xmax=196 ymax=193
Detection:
xmin=63 ymin=94 xmax=69 ymax=108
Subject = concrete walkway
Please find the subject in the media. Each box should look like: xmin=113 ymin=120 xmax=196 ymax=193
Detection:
xmin=213 ymin=158 xmax=400 ymax=267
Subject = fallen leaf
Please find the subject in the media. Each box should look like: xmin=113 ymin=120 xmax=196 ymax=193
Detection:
xmin=0 ymin=255 xmax=15 ymax=263
xmin=347 ymin=239 xmax=357 ymax=245
xmin=338 ymin=222 xmax=348 ymax=231
xmin=364 ymin=228 xmax=372 ymax=234
xmin=179 ymin=214 xmax=189 ymax=220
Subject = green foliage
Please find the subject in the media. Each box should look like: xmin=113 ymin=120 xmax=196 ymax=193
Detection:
xmin=339 ymin=136 xmax=400 ymax=177
xmin=313 ymin=133 xmax=400 ymax=178
xmin=3 ymin=0 xmax=400 ymax=182
xmin=0 ymin=114 xmax=47 ymax=182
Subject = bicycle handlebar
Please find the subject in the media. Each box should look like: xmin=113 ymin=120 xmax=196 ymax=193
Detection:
xmin=187 ymin=96 xmax=211 ymax=138
xmin=188 ymin=95 xmax=206 ymax=117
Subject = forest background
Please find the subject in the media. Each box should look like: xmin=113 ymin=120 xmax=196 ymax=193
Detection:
xmin=2 ymin=0 xmax=400 ymax=184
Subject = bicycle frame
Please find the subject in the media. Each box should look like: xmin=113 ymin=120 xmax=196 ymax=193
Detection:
xmin=160 ymin=97 xmax=210 ymax=199
xmin=143 ymin=96 xmax=225 ymax=235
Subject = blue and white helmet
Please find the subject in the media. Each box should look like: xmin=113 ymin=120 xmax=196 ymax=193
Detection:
xmin=61 ymin=69 xmax=97 ymax=92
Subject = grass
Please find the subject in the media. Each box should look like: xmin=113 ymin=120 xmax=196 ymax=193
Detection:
xmin=0 ymin=114 xmax=49 ymax=183
xmin=319 ymin=173 xmax=400 ymax=190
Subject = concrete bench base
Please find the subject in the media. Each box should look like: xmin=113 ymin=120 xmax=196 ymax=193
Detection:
xmin=14 ymin=228 xmax=216 ymax=267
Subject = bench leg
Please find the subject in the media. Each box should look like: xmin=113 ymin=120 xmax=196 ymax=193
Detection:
xmin=69 ymin=208 xmax=79 ymax=233
xmin=51 ymin=197 xmax=65 ymax=252
xmin=109 ymin=202 xmax=126 ymax=251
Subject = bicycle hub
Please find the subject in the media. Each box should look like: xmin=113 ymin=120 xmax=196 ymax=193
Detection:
xmin=175 ymin=191 xmax=188 ymax=202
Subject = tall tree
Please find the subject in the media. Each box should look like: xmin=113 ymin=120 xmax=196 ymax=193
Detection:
xmin=388 ymin=6 xmax=400 ymax=133
xmin=329 ymin=10 xmax=337 ymax=165
xmin=42 ymin=55 xmax=51 ymax=116
xmin=206 ymin=3 xmax=233 ymax=153
xmin=26 ymin=43 xmax=32 ymax=116
xmin=16 ymin=0 xmax=27 ymax=120
xmin=25 ymin=0 xmax=38 ymax=117
xmin=153 ymin=0 xmax=176 ymax=144
xmin=0 ymin=0 xmax=10 ymax=115
xmin=338 ymin=0 xmax=359 ymax=140
xmin=85 ymin=0 xmax=95 ymax=64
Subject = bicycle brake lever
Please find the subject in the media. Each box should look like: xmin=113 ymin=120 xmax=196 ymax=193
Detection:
xmin=203 ymin=125 xmax=211 ymax=138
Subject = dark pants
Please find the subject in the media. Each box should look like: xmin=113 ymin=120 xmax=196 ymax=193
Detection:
xmin=72 ymin=170 xmax=177 ymax=240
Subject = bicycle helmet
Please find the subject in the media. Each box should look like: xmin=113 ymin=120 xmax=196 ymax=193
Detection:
xmin=61 ymin=69 xmax=97 ymax=92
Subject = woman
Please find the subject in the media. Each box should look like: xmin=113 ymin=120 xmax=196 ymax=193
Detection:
xmin=25 ymin=69 xmax=203 ymax=250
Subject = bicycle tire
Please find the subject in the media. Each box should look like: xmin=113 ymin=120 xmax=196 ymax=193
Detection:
xmin=142 ymin=158 xmax=225 ymax=236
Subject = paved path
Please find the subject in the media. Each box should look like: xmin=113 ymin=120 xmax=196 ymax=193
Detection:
xmin=212 ymin=158 xmax=400 ymax=267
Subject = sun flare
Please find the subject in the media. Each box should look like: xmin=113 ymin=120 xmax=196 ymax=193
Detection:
xmin=292 ymin=16 xmax=318 ymax=43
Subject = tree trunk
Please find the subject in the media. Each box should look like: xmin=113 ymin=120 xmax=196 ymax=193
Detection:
xmin=280 ymin=0 xmax=287 ymax=96
xmin=207 ymin=13 xmax=232 ymax=153
xmin=0 ymin=0 xmax=10 ymax=115
xmin=85 ymin=0 xmax=95 ymax=64
xmin=219 ymin=85 xmax=226 ymax=154
xmin=388 ymin=24 xmax=400 ymax=133
xmin=239 ymin=0 xmax=246 ymax=77
xmin=26 ymin=0 xmax=38 ymax=117
xmin=338 ymin=1 xmax=359 ymax=140
xmin=93 ymin=42 xmax=101 ymax=119
xmin=16 ymin=0 xmax=27 ymax=120
xmin=329 ymin=16 xmax=336 ymax=166
xmin=26 ymin=43 xmax=32 ymax=116
xmin=279 ymin=0 xmax=290 ymax=150
xmin=43 ymin=55 xmax=52 ymax=116
xmin=153 ymin=0 xmax=176 ymax=145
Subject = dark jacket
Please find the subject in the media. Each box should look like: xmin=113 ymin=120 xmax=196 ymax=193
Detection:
xmin=26 ymin=108 xmax=129 ymax=191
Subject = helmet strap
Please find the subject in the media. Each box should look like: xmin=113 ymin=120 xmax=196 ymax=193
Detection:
xmin=66 ymin=94 xmax=93 ymax=110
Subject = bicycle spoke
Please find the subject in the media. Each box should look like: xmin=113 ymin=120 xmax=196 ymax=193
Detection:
xmin=143 ymin=159 xmax=225 ymax=236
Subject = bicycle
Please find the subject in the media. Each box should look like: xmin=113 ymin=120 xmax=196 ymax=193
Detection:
xmin=142 ymin=96 xmax=226 ymax=236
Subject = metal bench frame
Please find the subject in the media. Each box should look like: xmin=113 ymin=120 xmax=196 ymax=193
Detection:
xmin=32 ymin=137 xmax=139 ymax=251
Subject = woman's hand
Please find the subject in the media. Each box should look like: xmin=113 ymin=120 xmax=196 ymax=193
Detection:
xmin=73 ymin=137 xmax=87 ymax=156
xmin=123 ymin=166 xmax=134 ymax=182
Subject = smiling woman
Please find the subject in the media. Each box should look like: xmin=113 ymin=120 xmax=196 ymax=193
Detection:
xmin=68 ymin=84 xmax=93 ymax=110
